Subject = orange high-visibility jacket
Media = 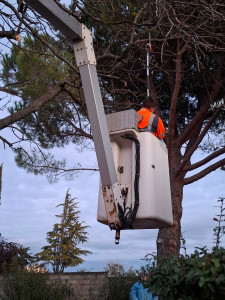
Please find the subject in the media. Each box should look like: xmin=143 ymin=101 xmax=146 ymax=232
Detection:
xmin=138 ymin=107 xmax=165 ymax=139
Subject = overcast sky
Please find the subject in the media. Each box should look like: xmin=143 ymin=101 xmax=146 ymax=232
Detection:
xmin=0 ymin=134 xmax=224 ymax=272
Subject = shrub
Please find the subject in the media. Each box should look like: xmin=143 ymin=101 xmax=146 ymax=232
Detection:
xmin=145 ymin=247 xmax=225 ymax=300
xmin=0 ymin=260 xmax=74 ymax=300
xmin=107 ymin=275 xmax=137 ymax=300
xmin=0 ymin=237 xmax=33 ymax=273
xmin=103 ymin=263 xmax=137 ymax=300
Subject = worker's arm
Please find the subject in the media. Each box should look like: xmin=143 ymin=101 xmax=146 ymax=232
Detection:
xmin=157 ymin=117 xmax=165 ymax=139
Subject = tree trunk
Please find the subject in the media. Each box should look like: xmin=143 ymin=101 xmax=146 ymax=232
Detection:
xmin=157 ymin=146 xmax=184 ymax=259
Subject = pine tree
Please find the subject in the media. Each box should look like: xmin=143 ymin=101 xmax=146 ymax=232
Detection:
xmin=35 ymin=189 xmax=91 ymax=273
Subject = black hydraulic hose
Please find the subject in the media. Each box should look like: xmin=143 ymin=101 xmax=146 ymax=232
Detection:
xmin=118 ymin=134 xmax=140 ymax=228
xmin=125 ymin=134 xmax=140 ymax=224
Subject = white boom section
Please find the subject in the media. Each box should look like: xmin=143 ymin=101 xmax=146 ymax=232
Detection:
xmin=25 ymin=0 xmax=122 ymax=233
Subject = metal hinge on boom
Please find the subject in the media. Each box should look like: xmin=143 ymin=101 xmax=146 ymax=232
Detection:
xmin=102 ymin=183 xmax=129 ymax=244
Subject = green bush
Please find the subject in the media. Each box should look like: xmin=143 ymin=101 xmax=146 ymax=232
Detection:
xmin=145 ymin=247 xmax=225 ymax=300
xmin=107 ymin=275 xmax=137 ymax=300
xmin=0 ymin=237 xmax=33 ymax=273
xmin=0 ymin=261 xmax=74 ymax=300
xmin=102 ymin=263 xmax=137 ymax=300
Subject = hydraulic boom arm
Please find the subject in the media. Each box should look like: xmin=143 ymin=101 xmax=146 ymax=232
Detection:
xmin=25 ymin=0 xmax=123 ymax=242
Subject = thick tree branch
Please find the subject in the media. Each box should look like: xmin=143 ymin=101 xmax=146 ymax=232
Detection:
xmin=184 ymin=158 xmax=225 ymax=185
xmin=167 ymin=39 xmax=184 ymax=163
xmin=0 ymin=73 xmax=79 ymax=130
xmin=0 ymin=30 xmax=20 ymax=40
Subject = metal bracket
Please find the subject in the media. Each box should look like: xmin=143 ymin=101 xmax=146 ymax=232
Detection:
xmin=73 ymin=26 xmax=96 ymax=66
xmin=102 ymin=183 xmax=131 ymax=245
xmin=102 ymin=183 xmax=122 ymax=229
xmin=102 ymin=183 xmax=130 ymax=228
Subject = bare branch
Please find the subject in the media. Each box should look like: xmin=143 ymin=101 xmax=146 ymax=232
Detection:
xmin=184 ymin=158 xmax=225 ymax=185
xmin=0 ymin=135 xmax=13 ymax=148
xmin=184 ymin=147 xmax=225 ymax=173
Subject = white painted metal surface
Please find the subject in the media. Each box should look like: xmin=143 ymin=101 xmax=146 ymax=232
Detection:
xmin=134 ymin=132 xmax=173 ymax=228
xmin=73 ymin=26 xmax=96 ymax=66
xmin=97 ymin=129 xmax=137 ymax=226
xmin=106 ymin=109 xmax=141 ymax=132
xmin=97 ymin=110 xmax=173 ymax=229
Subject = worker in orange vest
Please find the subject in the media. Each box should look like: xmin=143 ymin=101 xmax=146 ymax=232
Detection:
xmin=138 ymin=97 xmax=165 ymax=139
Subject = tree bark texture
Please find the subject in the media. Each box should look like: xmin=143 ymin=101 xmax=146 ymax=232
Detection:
xmin=157 ymin=146 xmax=184 ymax=259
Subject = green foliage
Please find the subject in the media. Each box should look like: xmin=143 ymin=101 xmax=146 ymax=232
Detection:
xmin=104 ymin=263 xmax=136 ymax=300
xmin=141 ymin=199 xmax=225 ymax=299
xmin=35 ymin=189 xmax=91 ymax=273
xmin=2 ymin=33 xmax=71 ymax=101
xmin=144 ymin=247 xmax=225 ymax=300
xmin=1 ymin=30 xmax=87 ymax=155
xmin=213 ymin=197 xmax=225 ymax=248
xmin=14 ymin=147 xmax=66 ymax=182
xmin=0 ymin=260 xmax=74 ymax=300
xmin=0 ymin=237 xmax=33 ymax=273
xmin=104 ymin=263 xmax=126 ymax=277
xmin=107 ymin=276 xmax=136 ymax=300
